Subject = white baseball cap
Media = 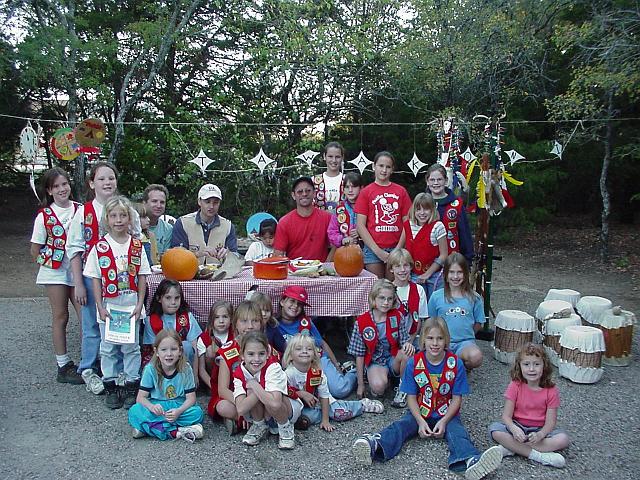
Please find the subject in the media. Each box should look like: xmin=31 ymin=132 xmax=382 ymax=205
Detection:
xmin=198 ymin=184 xmax=222 ymax=200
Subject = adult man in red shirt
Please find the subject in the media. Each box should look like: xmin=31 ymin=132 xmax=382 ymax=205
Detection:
xmin=274 ymin=176 xmax=332 ymax=261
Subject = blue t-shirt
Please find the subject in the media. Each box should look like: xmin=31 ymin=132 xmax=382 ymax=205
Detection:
xmin=266 ymin=324 xmax=287 ymax=354
xmin=139 ymin=362 xmax=196 ymax=402
xmin=278 ymin=317 xmax=323 ymax=348
xmin=400 ymin=353 xmax=469 ymax=419
xmin=427 ymin=289 xmax=484 ymax=343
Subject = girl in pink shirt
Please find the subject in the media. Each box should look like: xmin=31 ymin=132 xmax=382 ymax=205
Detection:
xmin=488 ymin=343 xmax=571 ymax=468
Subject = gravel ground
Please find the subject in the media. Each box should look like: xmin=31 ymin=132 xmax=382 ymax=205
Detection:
xmin=1 ymin=245 xmax=639 ymax=480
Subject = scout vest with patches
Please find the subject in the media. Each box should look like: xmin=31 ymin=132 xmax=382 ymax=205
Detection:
xmin=441 ymin=199 xmax=463 ymax=255
xmin=287 ymin=367 xmax=323 ymax=399
xmin=335 ymin=202 xmax=354 ymax=237
xmin=413 ymin=350 xmax=458 ymax=419
xmin=96 ymin=237 xmax=142 ymax=298
xmin=357 ymin=309 xmax=401 ymax=366
xmin=313 ymin=173 xmax=344 ymax=211
xmin=199 ymin=329 xmax=233 ymax=349
xmin=180 ymin=212 xmax=232 ymax=265
xmin=397 ymin=282 xmax=421 ymax=335
xmin=37 ymin=203 xmax=79 ymax=269
xmin=150 ymin=312 xmax=190 ymax=341
xmin=82 ymin=202 xmax=100 ymax=262
xmin=232 ymin=355 xmax=280 ymax=393
xmin=403 ymin=220 xmax=440 ymax=275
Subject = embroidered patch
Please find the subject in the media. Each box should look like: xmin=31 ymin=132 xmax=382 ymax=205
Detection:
xmin=106 ymin=284 xmax=117 ymax=295
xmin=446 ymin=209 xmax=457 ymax=220
xmin=447 ymin=231 xmax=454 ymax=239
xmin=420 ymin=405 xmax=430 ymax=417
xmin=447 ymin=356 xmax=456 ymax=369
xmin=424 ymin=386 xmax=433 ymax=399
xmin=98 ymin=256 xmax=111 ymax=268
xmin=439 ymin=383 xmax=451 ymax=395
xmin=445 ymin=370 xmax=455 ymax=381
xmin=52 ymin=225 xmax=64 ymax=237
xmin=449 ymin=240 xmax=457 ymax=249
xmin=451 ymin=200 xmax=459 ymax=207
xmin=53 ymin=238 xmax=65 ymax=248
xmin=221 ymin=340 xmax=234 ymax=349
xmin=414 ymin=372 xmax=428 ymax=387
xmin=389 ymin=315 xmax=398 ymax=329
xmin=414 ymin=260 xmax=423 ymax=272
xmin=337 ymin=213 xmax=347 ymax=224
xmin=437 ymin=403 xmax=448 ymax=416
xmin=178 ymin=315 xmax=187 ymax=326
xmin=52 ymin=250 xmax=64 ymax=261
xmin=309 ymin=376 xmax=322 ymax=387
xmin=44 ymin=208 xmax=52 ymax=215
xmin=86 ymin=213 xmax=94 ymax=225
xmin=83 ymin=227 xmax=94 ymax=242
xmin=131 ymin=255 xmax=141 ymax=266
xmin=96 ymin=241 xmax=109 ymax=253
xmin=128 ymin=264 xmax=137 ymax=276
xmin=415 ymin=357 xmax=425 ymax=370
xmin=448 ymin=222 xmax=456 ymax=229
xmin=224 ymin=348 xmax=239 ymax=360
xmin=107 ymin=269 xmax=117 ymax=281
xmin=362 ymin=326 xmax=376 ymax=341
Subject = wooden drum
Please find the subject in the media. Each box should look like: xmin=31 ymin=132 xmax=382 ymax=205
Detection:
xmin=576 ymin=296 xmax=612 ymax=325
xmin=582 ymin=307 xmax=636 ymax=366
xmin=493 ymin=310 xmax=536 ymax=365
xmin=535 ymin=300 xmax=573 ymax=343
xmin=559 ymin=325 xmax=605 ymax=384
xmin=544 ymin=288 xmax=581 ymax=309
xmin=542 ymin=314 xmax=581 ymax=367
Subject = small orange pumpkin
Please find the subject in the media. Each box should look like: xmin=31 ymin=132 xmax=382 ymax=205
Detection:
xmin=161 ymin=247 xmax=198 ymax=281
xmin=334 ymin=245 xmax=364 ymax=277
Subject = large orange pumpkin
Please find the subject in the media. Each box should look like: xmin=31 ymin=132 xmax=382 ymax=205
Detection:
xmin=161 ymin=247 xmax=198 ymax=281
xmin=334 ymin=245 xmax=364 ymax=277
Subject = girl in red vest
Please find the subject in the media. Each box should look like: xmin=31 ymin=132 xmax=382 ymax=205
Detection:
xmin=283 ymin=333 xmax=384 ymax=432
xmin=355 ymin=151 xmax=412 ymax=279
xmin=30 ymin=167 xmax=83 ymax=384
xmin=425 ymin=164 xmax=474 ymax=264
xmin=234 ymin=331 xmax=300 ymax=449
xmin=83 ymin=196 xmax=151 ymax=410
xmin=352 ymin=317 xmax=503 ymax=480
xmin=488 ymin=343 xmax=570 ymax=468
xmin=214 ymin=301 xmax=262 ymax=434
xmin=313 ymin=141 xmax=345 ymax=214
xmin=143 ymin=279 xmax=202 ymax=377
xmin=347 ymin=279 xmax=415 ymax=401
xmin=398 ymin=193 xmax=448 ymax=299
xmin=327 ymin=171 xmax=363 ymax=248
xmin=196 ymin=300 xmax=233 ymax=392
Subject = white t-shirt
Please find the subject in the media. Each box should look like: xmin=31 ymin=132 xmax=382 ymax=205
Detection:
xmin=323 ymin=172 xmax=343 ymax=212
xmin=244 ymin=241 xmax=274 ymax=262
xmin=195 ymin=331 xmax=229 ymax=357
xmin=83 ymin=233 xmax=151 ymax=316
xmin=232 ymin=362 xmax=287 ymax=399
xmin=31 ymin=203 xmax=77 ymax=286
xmin=395 ymin=283 xmax=429 ymax=319
xmin=285 ymin=364 xmax=334 ymax=404
xmin=410 ymin=220 xmax=446 ymax=246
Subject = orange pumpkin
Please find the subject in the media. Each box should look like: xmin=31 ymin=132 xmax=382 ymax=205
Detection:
xmin=161 ymin=247 xmax=198 ymax=281
xmin=334 ymin=245 xmax=364 ymax=277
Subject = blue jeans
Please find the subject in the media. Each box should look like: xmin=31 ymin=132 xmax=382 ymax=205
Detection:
xmin=375 ymin=412 xmax=479 ymax=469
xmin=303 ymin=399 xmax=364 ymax=424
xmin=77 ymin=275 xmax=101 ymax=373
xmin=321 ymin=356 xmax=357 ymax=399
xmin=99 ymin=322 xmax=141 ymax=383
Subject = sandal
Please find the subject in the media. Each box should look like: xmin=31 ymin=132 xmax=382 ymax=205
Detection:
xmin=361 ymin=397 xmax=385 ymax=414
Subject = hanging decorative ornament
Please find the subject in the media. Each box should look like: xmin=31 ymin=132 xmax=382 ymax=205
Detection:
xmin=348 ymin=151 xmax=372 ymax=175
xmin=248 ymin=147 xmax=275 ymax=174
xmin=503 ymin=149 xmax=525 ymax=166
xmin=49 ymin=127 xmax=80 ymax=161
xmin=408 ymin=153 xmax=427 ymax=177
xmin=295 ymin=149 xmax=320 ymax=169
xmin=20 ymin=125 xmax=38 ymax=162
xmin=189 ymin=149 xmax=214 ymax=175
xmin=29 ymin=171 xmax=40 ymax=202
xmin=460 ymin=146 xmax=477 ymax=164
xmin=550 ymin=141 xmax=563 ymax=160
xmin=74 ymin=118 xmax=106 ymax=148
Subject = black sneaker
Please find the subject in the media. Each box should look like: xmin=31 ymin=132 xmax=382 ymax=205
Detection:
xmin=122 ymin=381 xmax=139 ymax=410
xmin=56 ymin=362 xmax=84 ymax=384
xmin=104 ymin=381 xmax=123 ymax=409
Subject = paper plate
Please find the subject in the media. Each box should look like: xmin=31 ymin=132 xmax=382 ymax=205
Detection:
xmin=50 ymin=128 xmax=80 ymax=161
xmin=74 ymin=118 xmax=107 ymax=147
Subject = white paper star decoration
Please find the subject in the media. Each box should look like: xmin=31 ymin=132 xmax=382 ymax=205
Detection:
xmin=439 ymin=152 xmax=449 ymax=165
xmin=296 ymin=149 xmax=320 ymax=169
xmin=504 ymin=149 xmax=525 ymax=166
xmin=408 ymin=153 xmax=427 ymax=177
xmin=460 ymin=147 xmax=477 ymax=164
xmin=550 ymin=141 xmax=563 ymax=160
xmin=189 ymin=149 xmax=214 ymax=175
xmin=348 ymin=151 xmax=372 ymax=174
xmin=249 ymin=147 xmax=275 ymax=174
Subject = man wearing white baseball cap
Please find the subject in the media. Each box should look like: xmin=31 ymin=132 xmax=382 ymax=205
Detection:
xmin=170 ymin=184 xmax=237 ymax=264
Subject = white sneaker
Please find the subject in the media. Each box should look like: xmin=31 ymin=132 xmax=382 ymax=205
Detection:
xmin=352 ymin=434 xmax=380 ymax=466
xmin=465 ymin=446 xmax=503 ymax=480
xmin=116 ymin=372 xmax=126 ymax=386
xmin=538 ymin=452 xmax=566 ymax=468
xmin=361 ymin=398 xmax=385 ymax=414
xmin=277 ymin=421 xmax=295 ymax=450
xmin=81 ymin=369 xmax=104 ymax=395
xmin=132 ymin=428 xmax=145 ymax=439
xmin=176 ymin=424 xmax=204 ymax=443
xmin=391 ymin=387 xmax=407 ymax=408
xmin=242 ymin=421 xmax=269 ymax=446
xmin=498 ymin=445 xmax=515 ymax=457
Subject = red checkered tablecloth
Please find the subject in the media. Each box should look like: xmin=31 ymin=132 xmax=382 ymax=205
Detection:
xmin=146 ymin=265 xmax=377 ymax=324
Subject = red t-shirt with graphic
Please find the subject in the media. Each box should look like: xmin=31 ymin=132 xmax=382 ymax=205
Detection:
xmin=355 ymin=182 xmax=411 ymax=248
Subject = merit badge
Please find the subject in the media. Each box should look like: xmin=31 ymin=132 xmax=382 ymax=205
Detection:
xmin=53 ymin=238 xmax=65 ymax=248
xmin=437 ymin=404 xmax=448 ymax=416
xmin=106 ymin=284 xmax=117 ymax=295
xmin=131 ymin=255 xmax=141 ymax=266
xmin=98 ymin=256 xmax=111 ymax=268
xmin=316 ymin=190 xmax=325 ymax=201
xmin=46 ymin=217 xmax=56 ymax=226
xmin=439 ymin=383 xmax=451 ymax=395
xmin=44 ymin=247 xmax=53 ymax=257
xmin=451 ymin=200 xmax=459 ymax=207
xmin=337 ymin=212 xmax=347 ymax=224
xmin=107 ymin=269 xmax=117 ymax=281
xmin=424 ymin=386 xmax=433 ymax=399
xmin=224 ymin=348 xmax=239 ymax=359
xmin=447 ymin=230 xmax=454 ymax=239
xmin=179 ymin=315 xmax=187 ymax=326
xmin=83 ymin=227 xmax=93 ymax=242
xmin=44 ymin=208 xmax=52 ymax=215
xmin=414 ymin=372 xmax=428 ymax=387
xmin=128 ymin=264 xmax=137 ymax=276
xmin=389 ymin=315 xmax=398 ymax=329
xmin=340 ymin=223 xmax=349 ymax=234
xmin=362 ymin=326 xmax=376 ymax=341
xmin=52 ymin=250 xmax=64 ymax=261
xmin=447 ymin=209 xmax=457 ymax=220
xmin=313 ymin=175 xmax=322 ymax=185
xmin=447 ymin=356 xmax=456 ymax=369
xmin=412 ymin=311 xmax=419 ymax=322
xmin=449 ymin=240 xmax=457 ymax=249
xmin=309 ymin=376 xmax=322 ymax=387
xmin=96 ymin=241 xmax=109 ymax=253
xmin=448 ymin=222 xmax=456 ymax=229
xmin=414 ymin=260 xmax=422 ymax=272
xmin=86 ymin=213 xmax=94 ymax=225
xmin=46 ymin=237 xmax=54 ymax=245
xmin=420 ymin=406 xmax=430 ymax=417
xmin=52 ymin=225 xmax=64 ymax=237
xmin=445 ymin=370 xmax=455 ymax=381
xmin=415 ymin=357 xmax=425 ymax=370
xmin=221 ymin=340 xmax=233 ymax=349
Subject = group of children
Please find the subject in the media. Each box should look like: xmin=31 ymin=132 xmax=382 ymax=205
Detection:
xmin=30 ymin=155 xmax=570 ymax=475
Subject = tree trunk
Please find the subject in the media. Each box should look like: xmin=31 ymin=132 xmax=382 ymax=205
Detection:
xmin=599 ymin=89 xmax=614 ymax=262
